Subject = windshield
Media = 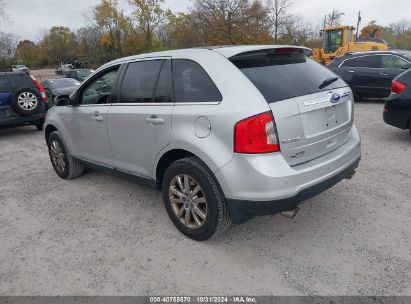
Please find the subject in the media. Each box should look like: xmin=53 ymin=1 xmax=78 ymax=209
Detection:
xmin=323 ymin=29 xmax=343 ymax=54
xmin=50 ymin=79 xmax=80 ymax=89
xmin=231 ymin=49 xmax=346 ymax=103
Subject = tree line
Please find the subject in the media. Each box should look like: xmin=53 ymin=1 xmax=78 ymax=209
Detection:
xmin=1 ymin=0 xmax=411 ymax=70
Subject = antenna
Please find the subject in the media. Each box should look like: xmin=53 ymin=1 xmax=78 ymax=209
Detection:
xmin=356 ymin=11 xmax=361 ymax=39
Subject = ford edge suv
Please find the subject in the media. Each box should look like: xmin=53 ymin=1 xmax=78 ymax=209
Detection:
xmin=44 ymin=45 xmax=361 ymax=240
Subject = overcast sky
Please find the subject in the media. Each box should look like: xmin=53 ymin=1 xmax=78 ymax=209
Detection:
xmin=1 ymin=0 xmax=410 ymax=41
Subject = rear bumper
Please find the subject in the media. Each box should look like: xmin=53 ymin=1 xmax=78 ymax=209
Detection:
xmin=0 ymin=112 xmax=46 ymax=129
xmin=226 ymin=158 xmax=359 ymax=223
xmin=383 ymin=106 xmax=411 ymax=130
xmin=215 ymin=125 xmax=361 ymax=224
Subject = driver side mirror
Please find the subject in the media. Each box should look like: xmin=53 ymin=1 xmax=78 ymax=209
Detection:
xmin=56 ymin=97 xmax=70 ymax=107
xmin=56 ymin=91 xmax=78 ymax=106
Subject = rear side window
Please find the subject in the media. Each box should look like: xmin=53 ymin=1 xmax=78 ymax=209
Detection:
xmin=231 ymin=49 xmax=346 ymax=103
xmin=172 ymin=59 xmax=222 ymax=103
xmin=381 ymin=55 xmax=409 ymax=69
xmin=120 ymin=60 xmax=163 ymax=103
xmin=342 ymin=55 xmax=381 ymax=68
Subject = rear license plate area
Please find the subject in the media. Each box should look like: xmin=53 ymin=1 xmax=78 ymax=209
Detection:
xmin=301 ymin=103 xmax=349 ymax=137
xmin=325 ymin=106 xmax=339 ymax=128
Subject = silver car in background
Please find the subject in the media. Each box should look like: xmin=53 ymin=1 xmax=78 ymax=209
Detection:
xmin=44 ymin=45 xmax=361 ymax=240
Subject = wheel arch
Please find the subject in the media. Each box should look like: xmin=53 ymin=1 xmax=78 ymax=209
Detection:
xmin=45 ymin=124 xmax=58 ymax=142
xmin=154 ymin=148 xmax=223 ymax=189
xmin=155 ymin=149 xmax=195 ymax=188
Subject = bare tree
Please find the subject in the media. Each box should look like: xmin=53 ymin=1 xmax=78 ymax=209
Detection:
xmin=0 ymin=0 xmax=9 ymax=23
xmin=128 ymin=0 xmax=169 ymax=50
xmin=282 ymin=15 xmax=314 ymax=45
xmin=0 ymin=31 xmax=18 ymax=60
xmin=389 ymin=19 xmax=411 ymax=37
xmin=267 ymin=0 xmax=292 ymax=44
xmin=325 ymin=9 xmax=344 ymax=27
xmin=193 ymin=0 xmax=251 ymax=45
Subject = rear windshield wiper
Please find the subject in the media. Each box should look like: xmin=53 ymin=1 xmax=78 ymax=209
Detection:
xmin=319 ymin=77 xmax=339 ymax=89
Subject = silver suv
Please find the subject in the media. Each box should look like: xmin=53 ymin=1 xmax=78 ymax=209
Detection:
xmin=45 ymin=46 xmax=361 ymax=240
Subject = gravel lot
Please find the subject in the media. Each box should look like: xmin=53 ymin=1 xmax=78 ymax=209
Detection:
xmin=0 ymin=100 xmax=410 ymax=296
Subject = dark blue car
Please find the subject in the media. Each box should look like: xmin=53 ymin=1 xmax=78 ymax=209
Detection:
xmin=383 ymin=68 xmax=411 ymax=136
xmin=0 ymin=72 xmax=49 ymax=130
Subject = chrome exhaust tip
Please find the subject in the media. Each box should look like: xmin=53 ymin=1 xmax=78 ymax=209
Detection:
xmin=280 ymin=208 xmax=300 ymax=219
xmin=346 ymin=170 xmax=356 ymax=180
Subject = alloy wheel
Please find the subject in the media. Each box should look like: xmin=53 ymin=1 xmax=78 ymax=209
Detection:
xmin=50 ymin=140 xmax=65 ymax=173
xmin=169 ymin=174 xmax=208 ymax=229
xmin=18 ymin=92 xmax=38 ymax=110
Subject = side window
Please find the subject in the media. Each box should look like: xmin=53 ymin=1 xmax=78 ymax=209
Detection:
xmin=172 ymin=59 xmax=222 ymax=103
xmin=341 ymin=58 xmax=355 ymax=68
xmin=81 ymin=67 xmax=119 ymax=105
xmin=154 ymin=60 xmax=174 ymax=103
xmin=381 ymin=55 xmax=409 ymax=69
xmin=346 ymin=30 xmax=353 ymax=43
xmin=0 ymin=77 xmax=11 ymax=92
xmin=353 ymin=56 xmax=381 ymax=68
xmin=120 ymin=60 xmax=163 ymax=103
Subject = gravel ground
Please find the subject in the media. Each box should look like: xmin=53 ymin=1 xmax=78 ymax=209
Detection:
xmin=0 ymin=100 xmax=410 ymax=296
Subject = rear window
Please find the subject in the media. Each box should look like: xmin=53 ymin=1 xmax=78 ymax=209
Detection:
xmin=231 ymin=49 xmax=346 ymax=103
xmin=0 ymin=74 xmax=33 ymax=92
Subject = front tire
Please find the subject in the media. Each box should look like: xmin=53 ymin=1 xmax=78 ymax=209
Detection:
xmin=47 ymin=131 xmax=84 ymax=179
xmin=162 ymin=157 xmax=231 ymax=241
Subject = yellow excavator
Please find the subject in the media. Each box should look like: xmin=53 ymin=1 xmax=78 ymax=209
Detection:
xmin=312 ymin=25 xmax=388 ymax=65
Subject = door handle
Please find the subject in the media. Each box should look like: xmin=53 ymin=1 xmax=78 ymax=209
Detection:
xmin=379 ymin=72 xmax=388 ymax=76
xmin=347 ymin=70 xmax=355 ymax=73
xmin=145 ymin=115 xmax=165 ymax=125
xmin=92 ymin=111 xmax=104 ymax=122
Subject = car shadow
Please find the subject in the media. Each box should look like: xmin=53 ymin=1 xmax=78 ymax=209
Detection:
xmin=380 ymin=124 xmax=411 ymax=143
xmin=0 ymin=126 xmax=41 ymax=139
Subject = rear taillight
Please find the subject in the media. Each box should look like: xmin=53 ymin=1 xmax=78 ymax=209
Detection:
xmin=30 ymin=75 xmax=47 ymax=102
xmin=391 ymin=80 xmax=407 ymax=95
xmin=234 ymin=112 xmax=280 ymax=154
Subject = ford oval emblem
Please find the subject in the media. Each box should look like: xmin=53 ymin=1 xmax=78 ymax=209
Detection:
xmin=330 ymin=93 xmax=341 ymax=103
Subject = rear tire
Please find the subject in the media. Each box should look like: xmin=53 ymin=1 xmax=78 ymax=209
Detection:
xmin=47 ymin=131 xmax=84 ymax=179
xmin=162 ymin=157 xmax=231 ymax=241
xmin=11 ymin=88 xmax=42 ymax=116
xmin=35 ymin=120 xmax=44 ymax=131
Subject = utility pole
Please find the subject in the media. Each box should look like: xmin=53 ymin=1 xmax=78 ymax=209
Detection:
xmin=356 ymin=11 xmax=361 ymax=39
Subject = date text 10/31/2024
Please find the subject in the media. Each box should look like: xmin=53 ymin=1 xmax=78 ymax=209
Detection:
xmin=149 ymin=297 xmax=257 ymax=303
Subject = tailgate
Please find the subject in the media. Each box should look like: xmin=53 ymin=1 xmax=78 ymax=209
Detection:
xmin=270 ymin=87 xmax=354 ymax=166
